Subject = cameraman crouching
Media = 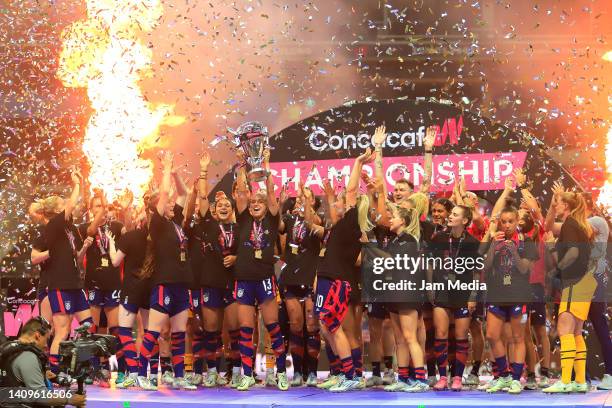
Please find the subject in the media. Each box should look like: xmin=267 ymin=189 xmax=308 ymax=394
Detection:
xmin=0 ymin=317 xmax=85 ymax=407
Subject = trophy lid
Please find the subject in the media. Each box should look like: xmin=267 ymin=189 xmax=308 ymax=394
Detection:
xmin=235 ymin=121 xmax=268 ymax=139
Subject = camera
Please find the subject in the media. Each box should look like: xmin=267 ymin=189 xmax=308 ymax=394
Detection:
xmin=57 ymin=323 xmax=117 ymax=394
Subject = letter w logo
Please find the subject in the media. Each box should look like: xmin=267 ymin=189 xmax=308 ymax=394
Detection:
xmin=434 ymin=116 xmax=463 ymax=146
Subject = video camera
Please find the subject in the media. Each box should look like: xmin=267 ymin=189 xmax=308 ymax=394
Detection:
xmin=57 ymin=322 xmax=117 ymax=394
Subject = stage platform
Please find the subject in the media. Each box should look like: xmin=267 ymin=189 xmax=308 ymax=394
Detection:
xmin=86 ymin=384 xmax=612 ymax=408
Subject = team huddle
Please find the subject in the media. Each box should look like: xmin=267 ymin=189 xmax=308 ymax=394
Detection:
xmin=27 ymin=122 xmax=610 ymax=394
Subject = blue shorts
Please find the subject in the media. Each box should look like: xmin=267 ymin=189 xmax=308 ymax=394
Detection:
xmin=202 ymin=286 xmax=235 ymax=308
xmin=234 ymin=277 xmax=278 ymax=307
xmin=487 ymin=304 xmax=527 ymax=322
xmin=87 ymin=289 xmax=121 ymax=308
xmin=48 ymin=289 xmax=90 ymax=315
xmin=121 ymin=283 xmax=151 ymax=314
xmin=314 ymin=278 xmax=351 ymax=334
xmin=150 ymin=284 xmax=190 ymax=317
xmin=190 ymin=289 xmax=202 ymax=310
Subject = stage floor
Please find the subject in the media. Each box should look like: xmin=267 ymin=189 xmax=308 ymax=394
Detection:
xmin=86 ymin=384 xmax=612 ymax=408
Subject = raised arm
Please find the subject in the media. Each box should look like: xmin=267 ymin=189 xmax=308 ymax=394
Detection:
xmin=198 ymin=151 xmax=211 ymax=217
xmin=64 ymin=171 xmax=82 ymax=221
xmin=346 ymin=148 xmax=376 ymax=208
xmin=234 ymin=159 xmax=249 ymax=215
xmin=419 ymin=126 xmax=435 ymax=194
xmin=544 ymin=181 xmax=564 ymax=236
xmin=263 ymin=147 xmax=279 ymax=216
xmin=116 ymin=190 xmax=135 ymax=232
xmin=322 ymin=178 xmax=338 ymax=225
xmin=491 ymin=174 xmax=514 ymax=219
xmin=372 ymin=125 xmax=387 ymax=198
xmin=157 ymin=151 xmax=174 ymax=216
xmin=106 ymin=231 xmax=125 ymax=267
xmin=172 ymin=168 xmax=189 ymax=208
xmin=183 ymin=181 xmax=198 ymax=229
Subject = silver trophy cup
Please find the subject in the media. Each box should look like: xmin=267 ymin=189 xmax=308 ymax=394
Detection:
xmin=230 ymin=121 xmax=270 ymax=182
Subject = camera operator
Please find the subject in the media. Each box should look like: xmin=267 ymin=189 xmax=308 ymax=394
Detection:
xmin=0 ymin=317 xmax=86 ymax=407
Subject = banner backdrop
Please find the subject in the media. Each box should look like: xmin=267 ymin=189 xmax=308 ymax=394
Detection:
xmin=211 ymin=99 xmax=581 ymax=206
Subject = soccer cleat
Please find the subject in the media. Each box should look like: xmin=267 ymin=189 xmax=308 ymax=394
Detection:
xmin=184 ymin=372 xmax=202 ymax=387
xmin=317 ymin=375 xmax=340 ymax=389
xmin=230 ymin=371 xmax=242 ymax=388
xmin=384 ymin=380 xmax=411 ymax=392
xmin=162 ymin=371 xmax=175 ymax=385
xmin=463 ymin=373 xmax=480 ymax=386
xmin=382 ymin=370 xmax=396 ymax=385
xmin=115 ymin=372 xmax=126 ymax=386
xmin=290 ymin=373 xmax=304 ymax=387
xmin=542 ymin=380 xmax=572 ymax=394
xmin=433 ymin=376 xmax=449 ymax=390
xmin=477 ymin=378 xmax=496 ymax=391
xmin=215 ymin=373 xmax=228 ymax=386
xmin=150 ymin=377 xmax=158 ymax=388
xmin=306 ymin=373 xmax=318 ymax=387
xmin=277 ymin=372 xmax=289 ymax=391
xmin=136 ymin=376 xmax=158 ymax=391
xmin=329 ymin=374 xmax=360 ymax=392
xmin=507 ymin=379 xmax=523 ymax=394
xmin=427 ymin=376 xmax=438 ymax=387
xmin=487 ymin=375 xmax=512 ymax=393
xmin=366 ymin=375 xmax=383 ymax=387
xmin=93 ymin=371 xmax=110 ymax=388
xmin=570 ymin=381 xmax=589 ymax=393
xmin=204 ymin=371 xmax=220 ymax=388
xmin=173 ymin=377 xmax=198 ymax=391
xmin=354 ymin=376 xmax=366 ymax=390
xmin=265 ymin=370 xmax=277 ymax=387
xmin=451 ymin=376 xmax=463 ymax=391
xmin=598 ymin=374 xmax=612 ymax=390
xmin=405 ymin=381 xmax=430 ymax=393
xmin=117 ymin=373 xmax=138 ymax=389
xmin=236 ymin=375 xmax=256 ymax=391
xmin=538 ymin=376 xmax=551 ymax=389
xmin=525 ymin=376 xmax=538 ymax=390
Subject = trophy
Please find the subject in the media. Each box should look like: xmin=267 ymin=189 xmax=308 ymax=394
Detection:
xmin=228 ymin=121 xmax=270 ymax=182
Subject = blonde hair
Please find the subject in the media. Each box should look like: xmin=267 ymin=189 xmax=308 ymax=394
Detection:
xmin=356 ymin=194 xmax=374 ymax=233
xmin=39 ymin=196 xmax=63 ymax=218
xmin=559 ymin=192 xmax=593 ymax=241
xmin=390 ymin=203 xmax=420 ymax=241
xmin=409 ymin=192 xmax=429 ymax=219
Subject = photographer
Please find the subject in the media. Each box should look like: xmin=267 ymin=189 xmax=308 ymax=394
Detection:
xmin=0 ymin=317 xmax=85 ymax=407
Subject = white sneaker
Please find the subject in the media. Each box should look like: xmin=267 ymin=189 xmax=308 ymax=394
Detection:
xmin=291 ymin=373 xmax=304 ymax=386
xmin=382 ymin=370 xmax=396 ymax=385
xmin=366 ymin=375 xmax=383 ymax=387
xmin=136 ymin=376 xmax=157 ymax=391
xmin=598 ymin=374 xmax=612 ymax=390
xmin=405 ymin=380 xmax=430 ymax=393
xmin=173 ymin=377 xmax=198 ymax=390
xmin=329 ymin=374 xmax=360 ymax=392
xmin=162 ymin=371 xmax=175 ymax=385
xmin=306 ymin=373 xmax=318 ymax=387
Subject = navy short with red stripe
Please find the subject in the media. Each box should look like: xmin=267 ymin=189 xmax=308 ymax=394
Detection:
xmin=202 ymin=286 xmax=235 ymax=308
xmin=314 ymin=277 xmax=351 ymax=334
xmin=150 ymin=283 xmax=190 ymax=317
xmin=48 ymin=289 xmax=90 ymax=315
xmin=487 ymin=304 xmax=527 ymax=322
xmin=87 ymin=289 xmax=121 ymax=308
xmin=234 ymin=277 xmax=277 ymax=306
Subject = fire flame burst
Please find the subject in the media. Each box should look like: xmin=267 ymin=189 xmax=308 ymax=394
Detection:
xmin=598 ymin=51 xmax=612 ymax=216
xmin=57 ymin=0 xmax=184 ymax=204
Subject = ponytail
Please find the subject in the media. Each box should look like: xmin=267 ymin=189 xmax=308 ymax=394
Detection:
xmin=356 ymin=194 xmax=374 ymax=233
xmin=559 ymin=192 xmax=593 ymax=241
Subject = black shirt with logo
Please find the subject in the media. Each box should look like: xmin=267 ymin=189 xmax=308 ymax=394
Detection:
xmin=317 ymin=207 xmax=362 ymax=282
xmin=280 ymin=214 xmax=320 ymax=287
xmin=149 ymin=204 xmax=192 ymax=286
xmin=234 ymin=210 xmax=280 ymax=281
xmin=45 ymin=211 xmax=83 ymax=290
xmin=117 ymin=227 xmax=151 ymax=293
xmin=79 ymin=221 xmax=123 ymax=290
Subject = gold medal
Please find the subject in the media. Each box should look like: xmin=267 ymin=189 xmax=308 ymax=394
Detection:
xmin=503 ymin=274 xmax=512 ymax=286
xmin=101 ymin=258 xmax=109 ymax=267
xmin=180 ymin=251 xmax=187 ymax=262
xmin=254 ymin=249 xmax=263 ymax=259
xmin=319 ymin=247 xmax=326 ymax=257
xmin=291 ymin=245 xmax=298 ymax=255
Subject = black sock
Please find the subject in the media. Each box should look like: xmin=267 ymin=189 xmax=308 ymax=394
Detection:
xmin=161 ymin=357 xmax=173 ymax=374
xmin=540 ymin=367 xmax=549 ymax=377
xmin=472 ymin=360 xmax=481 ymax=375
xmin=384 ymin=356 xmax=393 ymax=371
xmin=372 ymin=361 xmax=381 ymax=377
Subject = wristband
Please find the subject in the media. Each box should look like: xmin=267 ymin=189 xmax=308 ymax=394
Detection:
xmin=425 ymin=149 xmax=433 ymax=153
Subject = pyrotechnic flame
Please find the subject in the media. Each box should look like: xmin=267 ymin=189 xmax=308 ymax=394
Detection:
xmin=596 ymin=51 xmax=612 ymax=216
xmin=57 ymin=0 xmax=184 ymax=204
